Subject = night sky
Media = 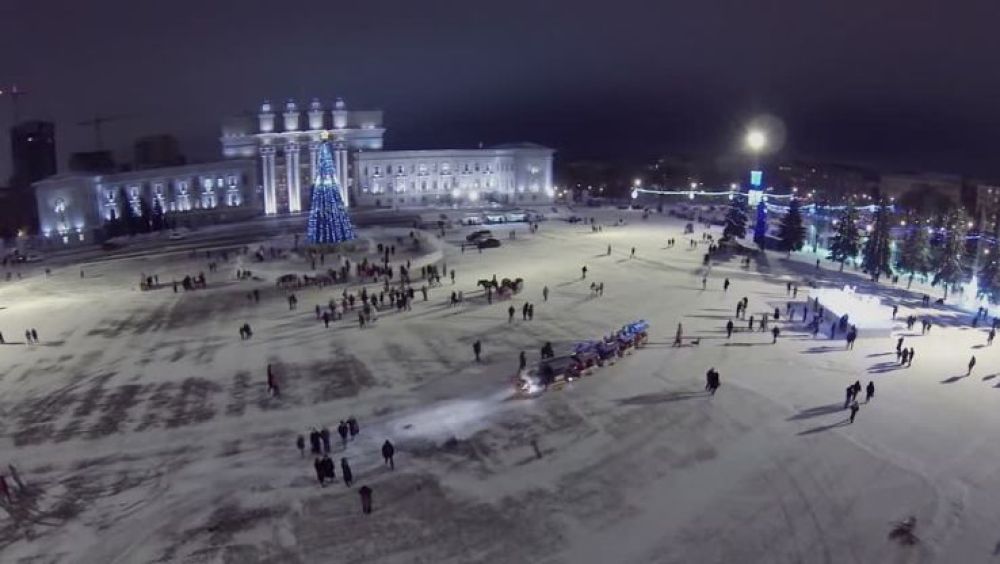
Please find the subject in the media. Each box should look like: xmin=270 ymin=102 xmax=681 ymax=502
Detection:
xmin=2 ymin=0 xmax=999 ymax=180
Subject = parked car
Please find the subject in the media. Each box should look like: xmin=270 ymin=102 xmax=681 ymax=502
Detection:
xmin=477 ymin=238 xmax=502 ymax=249
xmin=484 ymin=213 xmax=506 ymax=224
xmin=466 ymin=230 xmax=493 ymax=242
xmin=168 ymin=231 xmax=186 ymax=240
xmin=462 ymin=214 xmax=484 ymax=226
xmin=505 ymin=212 xmax=527 ymax=222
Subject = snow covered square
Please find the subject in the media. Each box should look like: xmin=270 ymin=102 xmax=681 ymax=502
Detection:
xmin=0 ymin=208 xmax=996 ymax=563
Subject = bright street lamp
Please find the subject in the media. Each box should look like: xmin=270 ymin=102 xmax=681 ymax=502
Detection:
xmin=746 ymin=129 xmax=767 ymax=153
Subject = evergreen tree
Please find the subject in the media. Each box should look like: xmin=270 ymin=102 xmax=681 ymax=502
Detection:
xmin=722 ymin=193 xmax=748 ymax=240
xmin=151 ymin=197 xmax=165 ymax=231
xmin=932 ymin=208 xmax=969 ymax=295
xmin=752 ymin=200 xmax=768 ymax=249
xmin=978 ymin=213 xmax=1000 ymax=302
xmin=119 ymin=187 xmax=138 ymax=235
xmin=307 ymin=139 xmax=357 ymax=244
xmin=776 ymin=198 xmax=806 ymax=255
xmin=138 ymin=196 xmax=153 ymax=233
xmin=895 ymin=215 xmax=931 ymax=289
xmin=826 ymin=206 xmax=861 ymax=271
xmin=861 ymin=198 xmax=893 ymax=282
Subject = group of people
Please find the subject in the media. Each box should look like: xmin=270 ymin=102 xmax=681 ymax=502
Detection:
xmin=843 ymin=380 xmax=874 ymax=423
xmin=1 ymin=328 xmax=40 ymax=345
xmin=295 ymin=423 xmax=396 ymax=514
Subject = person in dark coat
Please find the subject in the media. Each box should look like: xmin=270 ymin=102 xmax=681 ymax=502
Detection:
xmin=359 ymin=485 xmax=373 ymax=514
xmin=314 ymin=457 xmax=326 ymax=486
xmin=296 ymin=435 xmax=305 ymax=457
xmin=844 ymin=385 xmax=854 ymax=409
xmin=519 ymin=350 xmax=527 ymax=370
xmin=341 ymin=458 xmax=354 ymax=487
xmin=849 ymin=399 xmax=860 ymax=423
xmin=348 ymin=417 xmax=359 ymax=439
xmin=473 ymin=339 xmax=482 ymax=362
xmin=309 ymin=429 xmax=322 ymax=454
xmin=508 ymin=305 xmax=516 ymax=323
xmin=865 ymin=381 xmax=875 ymax=402
xmin=852 ymin=380 xmax=862 ymax=399
xmin=726 ymin=320 xmax=734 ymax=338
xmin=337 ymin=421 xmax=349 ymax=446
xmin=968 ymin=355 xmax=977 ymax=376
xmin=320 ymin=427 xmax=331 ymax=453
xmin=382 ymin=440 xmax=395 ymax=469
xmin=322 ymin=455 xmax=336 ymax=482
xmin=908 ymin=347 xmax=915 ymax=367
xmin=771 ymin=326 xmax=780 ymax=344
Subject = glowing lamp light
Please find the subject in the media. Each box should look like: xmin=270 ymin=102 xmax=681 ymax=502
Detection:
xmin=451 ymin=189 xmax=461 ymax=199
xmin=900 ymin=220 xmax=907 ymax=226
xmin=866 ymin=224 xmax=873 ymax=233
xmin=728 ymin=193 xmax=734 ymax=200
xmin=746 ymin=129 xmax=767 ymax=152
xmin=730 ymin=183 xmax=738 ymax=190
xmin=633 ymin=178 xmax=642 ymax=187
xmin=631 ymin=189 xmax=639 ymax=200
xmin=690 ymin=182 xmax=698 ymax=189
xmin=688 ymin=192 xmax=695 ymax=200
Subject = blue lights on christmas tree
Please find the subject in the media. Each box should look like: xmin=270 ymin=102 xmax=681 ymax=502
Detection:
xmin=306 ymin=138 xmax=357 ymax=245
xmin=753 ymin=199 xmax=768 ymax=249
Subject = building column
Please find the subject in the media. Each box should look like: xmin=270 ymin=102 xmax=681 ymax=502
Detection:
xmin=286 ymin=142 xmax=302 ymax=213
xmin=309 ymin=142 xmax=320 ymax=188
xmin=261 ymin=146 xmax=277 ymax=215
xmin=335 ymin=145 xmax=350 ymax=208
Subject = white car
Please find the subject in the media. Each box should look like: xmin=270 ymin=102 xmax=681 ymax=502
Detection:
xmin=168 ymin=232 xmax=185 ymax=241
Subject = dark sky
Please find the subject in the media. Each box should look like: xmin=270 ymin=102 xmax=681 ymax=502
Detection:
xmin=2 ymin=0 xmax=1000 ymax=180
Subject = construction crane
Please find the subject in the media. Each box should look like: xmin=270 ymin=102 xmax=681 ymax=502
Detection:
xmin=0 ymin=84 xmax=27 ymax=122
xmin=77 ymin=114 xmax=135 ymax=150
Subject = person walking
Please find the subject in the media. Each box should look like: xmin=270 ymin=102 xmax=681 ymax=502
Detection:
xmin=382 ymin=440 xmax=396 ymax=469
xmin=473 ymin=339 xmax=482 ymax=362
xmin=337 ymin=421 xmax=349 ymax=447
xmin=581 ymin=265 xmax=588 ymax=279
xmin=341 ymin=458 xmax=354 ymax=487
xmin=849 ymin=399 xmax=860 ymax=423
xmin=989 ymin=328 xmax=996 ymax=346
xmin=865 ymin=381 xmax=875 ymax=402
xmin=673 ymin=323 xmax=683 ymax=347
xmin=726 ymin=319 xmax=734 ymax=338
xmin=896 ymin=336 xmax=904 ymax=354
xmin=519 ymin=350 xmax=527 ymax=371
xmin=296 ymin=435 xmax=305 ymax=457
xmin=348 ymin=417 xmax=359 ymax=439
xmin=630 ymin=247 xmax=636 ymax=258
xmin=314 ymin=457 xmax=326 ymax=487
xmin=968 ymin=355 xmax=977 ymax=376
xmin=844 ymin=385 xmax=855 ymax=409
xmin=771 ymin=326 xmax=780 ymax=344
xmin=907 ymin=347 xmax=915 ymax=367
xmin=723 ymin=278 xmax=730 ymax=292
xmin=508 ymin=305 xmax=516 ymax=323
xmin=359 ymin=485 xmax=373 ymax=514
xmin=542 ymin=286 xmax=549 ymax=301
xmin=607 ymin=244 xmax=612 ymax=256
xmin=320 ymin=427 xmax=331 ymax=454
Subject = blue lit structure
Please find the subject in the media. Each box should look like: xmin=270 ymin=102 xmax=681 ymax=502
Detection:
xmin=306 ymin=140 xmax=357 ymax=245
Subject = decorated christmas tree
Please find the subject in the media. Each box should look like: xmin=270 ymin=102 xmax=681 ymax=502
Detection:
xmin=306 ymin=138 xmax=357 ymax=245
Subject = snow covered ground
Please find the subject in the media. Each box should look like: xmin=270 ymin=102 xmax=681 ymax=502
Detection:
xmin=0 ymin=210 xmax=997 ymax=563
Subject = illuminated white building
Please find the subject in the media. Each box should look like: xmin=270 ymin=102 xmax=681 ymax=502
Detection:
xmin=354 ymin=144 xmax=554 ymax=208
xmin=220 ymin=97 xmax=384 ymax=214
xmin=33 ymin=160 xmax=256 ymax=241
xmin=220 ymin=98 xmax=554 ymax=212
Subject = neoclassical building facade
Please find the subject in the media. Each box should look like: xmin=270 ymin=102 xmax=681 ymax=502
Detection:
xmin=220 ymin=98 xmax=383 ymax=214
xmin=219 ymin=98 xmax=554 ymax=212
xmin=33 ymin=160 xmax=257 ymax=241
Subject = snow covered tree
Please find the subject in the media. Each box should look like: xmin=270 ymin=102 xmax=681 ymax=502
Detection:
xmin=138 ymin=196 xmax=153 ymax=233
xmin=118 ymin=187 xmax=138 ymax=235
xmin=752 ymin=200 xmax=768 ymax=249
xmin=151 ymin=197 xmax=165 ymax=231
xmin=722 ymin=193 xmax=748 ymax=240
xmin=932 ymin=208 xmax=969 ymax=295
xmin=776 ymin=198 xmax=806 ymax=255
xmin=306 ymin=138 xmax=357 ymax=245
xmin=861 ymin=198 xmax=893 ymax=282
xmin=895 ymin=216 xmax=931 ymax=288
xmin=826 ymin=206 xmax=860 ymax=271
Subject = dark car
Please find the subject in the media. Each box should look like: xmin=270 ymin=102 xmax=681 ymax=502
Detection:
xmin=477 ymin=238 xmax=502 ymax=249
xmin=466 ymin=230 xmax=492 ymax=242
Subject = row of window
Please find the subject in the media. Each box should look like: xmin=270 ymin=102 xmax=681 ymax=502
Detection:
xmin=363 ymin=177 xmax=521 ymax=195
xmin=363 ymin=161 xmax=520 ymax=177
